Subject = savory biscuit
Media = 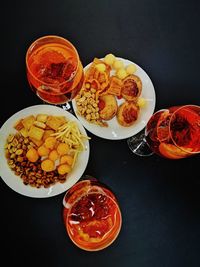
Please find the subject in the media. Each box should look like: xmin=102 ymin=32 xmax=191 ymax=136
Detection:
xmin=121 ymin=74 xmax=142 ymax=101
xmin=99 ymin=95 xmax=118 ymax=121
xmin=117 ymin=102 xmax=139 ymax=127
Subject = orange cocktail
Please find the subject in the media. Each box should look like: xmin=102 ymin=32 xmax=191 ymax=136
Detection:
xmin=145 ymin=105 xmax=200 ymax=159
xmin=26 ymin=35 xmax=84 ymax=104
xmin=63 ymin=179 xmax=122 ymax=251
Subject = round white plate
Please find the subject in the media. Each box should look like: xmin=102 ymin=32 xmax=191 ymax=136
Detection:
xmin=0 ymin=105 xmax=90 ymax=198
xmin=72 ymin=58 xmax=156 ymax=140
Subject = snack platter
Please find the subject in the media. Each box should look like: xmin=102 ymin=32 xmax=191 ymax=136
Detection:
xmin=72 ymin=57 xmax=156 ymax=140
xmin=0 ymin=105 xmax=90 ymax=198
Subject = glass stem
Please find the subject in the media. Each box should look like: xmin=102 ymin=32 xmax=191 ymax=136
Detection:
xmin=127 ymin=130 xmax=154 ymax=157
xmin=61 ymin=102 xmax=72 ymax=111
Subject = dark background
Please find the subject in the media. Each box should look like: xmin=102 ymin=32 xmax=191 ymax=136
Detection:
xmin=1 ymin=1 xmax=200 ymax=266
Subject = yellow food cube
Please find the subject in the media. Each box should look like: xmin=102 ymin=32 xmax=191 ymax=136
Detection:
xmin=116 ymin=68 xmax=127 ymax=80
xmin=22 ymin=115 xmax=35 ymax=130
xmin=33 ymin=121 xmax=46 ymax=129
xmin=126 ymin=64 xmax=137 ymax=74
xmin=36 ymin=114 xmax=48 ymax=123
xmin=19 ymin=128 xmax=29 ymax=138
xmin=113 ymin=60 xmax=124 ymax=70
xmin=137 ymin=97 xmax=147 ymax=108
xmin=46 ymin=116 xmax=65 ymax=130
xmin=95 ymin=63 xmax=106 ymax=73
xmin=28 ymin=125 xmax=45 ymax=141
xmin=104 ymin=53 xmax=116 ymax=65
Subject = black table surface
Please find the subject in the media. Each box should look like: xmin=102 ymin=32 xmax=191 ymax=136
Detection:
xmin=1 ymin=1 xmax=200 ymax=266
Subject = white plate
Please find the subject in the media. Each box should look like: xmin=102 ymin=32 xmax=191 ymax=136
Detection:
xmin=72 ymin=58 xmax=156 ymax=140
xmin=0 ymin=105 xmax=90 ymax=198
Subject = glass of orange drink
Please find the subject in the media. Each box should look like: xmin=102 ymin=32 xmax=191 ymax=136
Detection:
xmin=26 ymin=35 xmax=84 ymax=108
xmin=127 ymin=105 xmax=200 ymax=159
xmin=63 ymin=177 xmax=122 ymax=251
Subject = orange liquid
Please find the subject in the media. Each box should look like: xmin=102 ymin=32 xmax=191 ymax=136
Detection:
xmin=63 ymin=180 xmax=122 ymax=251
xmin=27 ymin=42 xmax=84 ymax=104
xmin=145 ymin=106 xmax=200 ymax=159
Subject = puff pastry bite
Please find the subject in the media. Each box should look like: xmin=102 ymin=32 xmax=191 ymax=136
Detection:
xmin=117 ymin=102 xmax=139 ymax=127
xmin=121 ymin=74 xmax=142 ymax=101
xmin=99 ymin=94 xmax=118 ymax=121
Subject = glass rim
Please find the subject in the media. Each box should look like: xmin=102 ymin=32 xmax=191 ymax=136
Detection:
xmin=25 ymin=35 xmax=80 ymax=86
xmin=145 ymin=108 xmax=168 ymax=135
xmin=169 ymin=104 xmax=200 ymax=154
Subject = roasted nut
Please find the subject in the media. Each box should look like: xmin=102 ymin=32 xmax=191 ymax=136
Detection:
xmin=7 ymin=144 xmax=12 ymax=150
xmin=22 ymin=145 xmax=27 ymax=150
xmin=17 ymin=156 xmax=24 ymax=162
xmin=12 ymin=138 xmax=19 ymax=146
xmin=86 ymin=109 xmax=92 ymax=114
xmin=19 ymin=137 xmax=23 ymax=143
xmin=10 ymin=154 xmax=16 ymax=159
xmin=36 ymin=173 xmax=42 ymax=178
xmin=24 ymin=138 xmax=29 ymax=144
xmin=7 ymin=134 xmax=14 ymax=143
xmin=17 ymin=144 xmax=21 ymax=149
xmin=16 ymin=149 xmax=23 ymax=155
xmin=10 ymin=164 xmax=16 ymax=169
xmin=86 ymin=114 xmax=91 ymax=121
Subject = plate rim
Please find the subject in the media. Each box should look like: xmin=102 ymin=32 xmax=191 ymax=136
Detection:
xmin=72 ymin=57 xmax=156 ymax=140
xmin=0 ymin=104 xmax=90 ymax=198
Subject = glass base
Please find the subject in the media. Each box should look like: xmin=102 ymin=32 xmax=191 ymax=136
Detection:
xmin=127 ymin=130 xmax=154 ymax=157
xmin=42 ymin=100 xmax=74 ymax=113
xmin=57 ymin=102 xmax=71 ymax=111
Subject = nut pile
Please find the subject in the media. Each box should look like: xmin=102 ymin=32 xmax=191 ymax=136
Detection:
xmin=5 ymin=133 xmax=66 ymax=188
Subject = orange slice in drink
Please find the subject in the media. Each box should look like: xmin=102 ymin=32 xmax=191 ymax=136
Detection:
xmin=159 ymin=143 xmax=192 ymax=159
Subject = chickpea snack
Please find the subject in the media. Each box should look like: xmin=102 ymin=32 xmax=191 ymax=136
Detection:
xmin=0 ymin=105 xmax=90 ymax=198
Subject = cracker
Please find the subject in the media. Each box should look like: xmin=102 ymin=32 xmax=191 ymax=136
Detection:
xmin=36 ymin=114 xmax=48 ymax=123
xmin=46 ymin=116 xmax=66 ymax=130
xmin=22 ymin=115 xmax=35 ymax=130
xmin=28 ymin=125 xmax=44 ymax=141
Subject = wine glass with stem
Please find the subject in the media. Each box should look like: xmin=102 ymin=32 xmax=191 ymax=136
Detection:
xmin=127 ymin=104 xmax=200 ymax=159
xmin=26 ymin=35 xmax=84 ymax=111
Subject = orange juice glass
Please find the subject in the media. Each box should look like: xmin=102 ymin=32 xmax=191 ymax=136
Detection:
xmin=26 ymin=35 xmax=84 ymax=104
xmin=63 ymin=178 xmax=122 ymax=251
